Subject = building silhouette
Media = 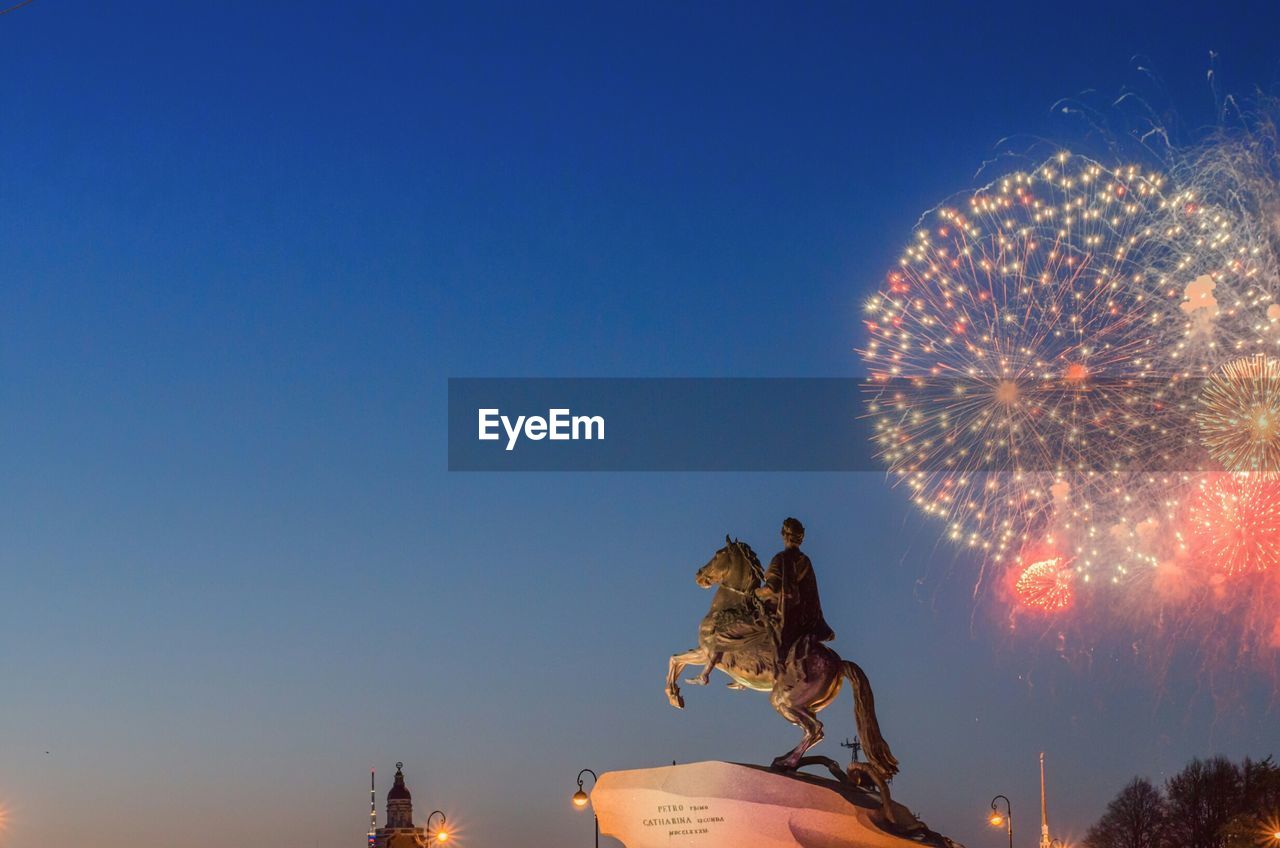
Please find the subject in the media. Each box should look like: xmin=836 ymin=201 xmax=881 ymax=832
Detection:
xmin=371 ymin=763 xmax=430 ymax=848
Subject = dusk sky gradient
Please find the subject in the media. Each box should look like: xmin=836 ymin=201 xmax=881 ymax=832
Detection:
xmin=3 ymin=2 xmax=1280 ymax=847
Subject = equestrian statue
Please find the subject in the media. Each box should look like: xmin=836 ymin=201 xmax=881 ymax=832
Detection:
xmin=666 ymin=518 xmax=900 ymax=806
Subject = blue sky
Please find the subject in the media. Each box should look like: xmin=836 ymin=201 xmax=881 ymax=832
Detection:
xmin=2 ymin=2 xmax=1280 ymax=847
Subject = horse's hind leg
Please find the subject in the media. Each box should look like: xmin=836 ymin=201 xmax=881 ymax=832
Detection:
xmin=667 ymin=648 xmax=706 ymax=709
xmin=770 ymin=697 xmax=824 ymax=771
xmin=685 ymin=651 xmax=721 ymax=685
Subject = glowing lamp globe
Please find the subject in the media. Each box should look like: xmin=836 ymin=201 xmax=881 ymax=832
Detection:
xmin=990 ymin=813 xmax=1004 ymax=827
xmin=572 ymin=789 xmax=590 ymax=808
xmin=436 ymin=830 xmax=449 ymax=843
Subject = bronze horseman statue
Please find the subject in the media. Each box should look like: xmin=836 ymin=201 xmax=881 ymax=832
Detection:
xmin=667 ymin=518 xmax=900 ymax=793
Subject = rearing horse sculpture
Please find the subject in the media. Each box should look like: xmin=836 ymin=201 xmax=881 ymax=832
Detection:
xmin=666 ymin=536 xmax=899 ymax=787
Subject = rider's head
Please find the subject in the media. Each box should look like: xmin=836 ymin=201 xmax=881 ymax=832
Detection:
xmin=781 ymin=517 xmax=805 ymax=548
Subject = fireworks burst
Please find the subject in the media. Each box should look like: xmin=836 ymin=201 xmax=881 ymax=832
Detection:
xmin=1015 ymin=556 xmax=1075 ymax=611
xmin=1185 ymin=473 xmax=1280 ymax=577
xmin=861 ymin=133 xmax=1280 ymax=684
xmin=861 ymin=152 xmax=1246 ymax=561
xmin=1196 ymin=353 xmax=1280 ymax=472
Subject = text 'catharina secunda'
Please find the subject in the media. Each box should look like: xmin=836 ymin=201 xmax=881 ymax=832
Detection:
xmin=477 ymin=408 xmax=605 ymax=451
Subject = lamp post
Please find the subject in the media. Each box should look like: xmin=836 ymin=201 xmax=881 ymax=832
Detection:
xmin=426 ymin=810 xmax=449 ymax=844
xmin=572 ymin=768 xmax=599 ymax=848
xmin=990 ymin=795 xmax=1013 ymax=848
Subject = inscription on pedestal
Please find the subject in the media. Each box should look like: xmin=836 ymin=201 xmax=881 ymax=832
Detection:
xmin=639 ymin=802 xmax=726 ymax=838
xmin=591 ymin=761 xmax=957 ymax=848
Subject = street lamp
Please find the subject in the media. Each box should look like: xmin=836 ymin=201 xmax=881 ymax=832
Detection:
xmin=572 ymin=768 xmax=599 ymax=848
xmin=426 ymin=810 xmax=449 ymax=844
xmin=989 ymin=795 xmax=1013 ymax=848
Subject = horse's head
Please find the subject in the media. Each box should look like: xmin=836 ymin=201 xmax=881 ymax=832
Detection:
xmin=696 ymin=535 xmax=763 ymax=592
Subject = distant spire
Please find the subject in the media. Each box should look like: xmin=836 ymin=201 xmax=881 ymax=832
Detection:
xmin=368 ymin=769 xmax=377 ymax=847
xmin=1039 ymin=752 xmax=1051 ymax=848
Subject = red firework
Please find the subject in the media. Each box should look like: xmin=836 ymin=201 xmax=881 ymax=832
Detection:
xmin=1015 ymin=557 xmax=1075 ymax=612
xmin=1185 ymin=474 xmax=1280 ymax=577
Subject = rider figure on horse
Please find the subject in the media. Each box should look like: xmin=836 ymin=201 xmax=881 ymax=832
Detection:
xmin=755 ymin=517 xmax=835 ymax=671
xmin=668 ymin=519 xmax=899 ymax=785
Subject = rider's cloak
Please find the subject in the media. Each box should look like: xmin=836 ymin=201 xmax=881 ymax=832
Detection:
xmin=763 ymin=548 xmax=836 ymax=658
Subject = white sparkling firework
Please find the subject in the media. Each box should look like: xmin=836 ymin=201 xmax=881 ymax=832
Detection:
xmin=862 ymin=139 xmax=1280 ymax=677
xmin=861 ymin=152 xmax=1253 ymax=563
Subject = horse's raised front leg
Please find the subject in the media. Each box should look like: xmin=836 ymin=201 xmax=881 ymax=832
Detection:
xmin=667 ymin=648 xmax=706 ymax=710
xmin=770 ymin=696 xmax=825 ymax=771
xmin=685 ymin=651 xmax=721 ymax=686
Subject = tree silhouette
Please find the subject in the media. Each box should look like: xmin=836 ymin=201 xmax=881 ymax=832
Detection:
xmin=1086 ymin=757 xmax=1280 ymax=848
xmin=1223 ymin=758 xmax=1280 ymax=848
xmin=1164 ymin=757 xmax=1245 ymax=848
xmin=1084 ymin=777 xmax=1167 ymax=848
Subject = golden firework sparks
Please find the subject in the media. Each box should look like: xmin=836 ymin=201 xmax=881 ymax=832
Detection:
xmin=1196 ymin=353 xmax=1280 ymax=472
xmin=860 ymin=153 xmax=1245 ymax=561
xmin=1015 ymin=556 xmax=1075 ymax=611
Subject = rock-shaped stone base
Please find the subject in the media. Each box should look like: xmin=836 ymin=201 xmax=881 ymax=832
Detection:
xmin=592 ymin=761 xmax=959 ymax=848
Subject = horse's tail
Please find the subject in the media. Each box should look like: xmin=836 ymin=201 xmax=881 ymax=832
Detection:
xmin=842 ymin=660 xmax=900 ymax=781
